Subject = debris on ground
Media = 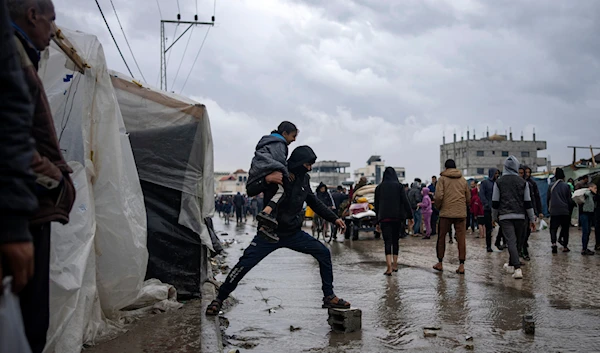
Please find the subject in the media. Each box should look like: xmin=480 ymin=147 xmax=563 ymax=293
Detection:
xmin=289 ymin=325 xmax=302 ymax=332
xmin=466 ymin=335 xmax=473 ymax=341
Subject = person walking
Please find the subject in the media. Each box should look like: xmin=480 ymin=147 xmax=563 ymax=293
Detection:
xmin=470 ymin=187 xmax=484 ymax=240
xmin=233 ymin=192 xmax=245 ymax=224
xmin=519 ymin=165 xmax=544 ymax=260
xmin=205 ymin=146 xmax=350 ymax=315
xmin=580 ymin=183 xmax=597 ymax=255
xmin=408 ymin=180 xmax=423 ymax=235
xmin=374 ymin=167 xmax=413 ymax=275
xmin=418 ymin=187 xmax=433 ymax=239
xmin=428 ymin=176 xmax=439 ymax=236
xmin=547 ymin=168 xmax=573 ymax=254
xmin=492 ymin=156 xmax=536 ymax=280
xmin=433 ymin=160 xmax=470 ymax=274
xmin=480 ymin=168 xmax=502 ymax=251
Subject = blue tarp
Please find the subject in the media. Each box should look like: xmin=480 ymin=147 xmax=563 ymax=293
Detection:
xmin=534 ymin=177 xmax=550 ymax=217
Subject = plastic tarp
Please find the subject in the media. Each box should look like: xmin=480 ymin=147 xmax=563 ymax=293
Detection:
xmin=39 ymin=27 xmax=182 ymax=353
xmin=109 ymin=73 xmax=215 ymax=296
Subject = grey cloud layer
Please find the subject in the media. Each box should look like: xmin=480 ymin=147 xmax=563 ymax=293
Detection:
xmin=54 ymin=0 xmax=600 ymax=180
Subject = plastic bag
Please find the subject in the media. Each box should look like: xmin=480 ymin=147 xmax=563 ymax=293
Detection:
xmin=539 ymin=219 xmax=548 ymax=230
xmin=0 ymin=277 xmax=32 ymax=353
xmin=572 ymin=188 xmax=588 ymax=205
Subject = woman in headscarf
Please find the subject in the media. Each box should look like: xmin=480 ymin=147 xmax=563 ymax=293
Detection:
xmin=374 ymin=167 xmax=414 ymax=275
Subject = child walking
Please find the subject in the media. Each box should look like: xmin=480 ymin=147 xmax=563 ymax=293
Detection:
xmin=247 ymin=121 xmax=298 ymax=242
xmin=470 ymin=186 xmax=484 ymax=238
xmin=419 ymin=187 xmax=433 ymax=239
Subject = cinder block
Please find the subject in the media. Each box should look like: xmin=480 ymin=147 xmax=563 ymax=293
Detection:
xmin=327 ymin=308 xmax=362 ymax=333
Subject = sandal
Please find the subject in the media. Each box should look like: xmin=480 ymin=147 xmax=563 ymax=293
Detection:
xmin=456 ymin=268 xmax=465 ymax=274
xmin=383 ymin=272 xmax=392 ymax=276
xmin=205 ymin=299 xmax=223 ymax=316
xmin=433 ymin=263 xmax=443 ymax=272
xmin=322 ymin=295 xmax=351 ymax=309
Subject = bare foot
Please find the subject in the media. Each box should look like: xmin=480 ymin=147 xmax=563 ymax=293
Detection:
xmin=433 ymin=263 xmax=443 ymax=272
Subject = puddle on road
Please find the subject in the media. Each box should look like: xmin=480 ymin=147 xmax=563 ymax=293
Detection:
xmin=216 ymin=219 xmax=600 ymax=352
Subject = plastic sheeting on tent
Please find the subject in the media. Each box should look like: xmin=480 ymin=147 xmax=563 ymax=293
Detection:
xmin=110 ymin=72 xmax=215 ymax=297
xmin=39 ymin=27 xmax=182 ymax=353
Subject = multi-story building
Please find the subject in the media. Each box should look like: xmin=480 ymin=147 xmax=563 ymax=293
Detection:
xmin=439 ymin=130 xmax=547 ymax=176
xmin=216 ymin=169 xmax=249 ymax=194
xmin=308 ymin=160 xmax=351 ymax=187
xmin=353 ymin=155 xmax=406 ymax=184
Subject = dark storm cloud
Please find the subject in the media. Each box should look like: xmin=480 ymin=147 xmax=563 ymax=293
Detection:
xmin=52 ymin=0 xmax=600 ymax=179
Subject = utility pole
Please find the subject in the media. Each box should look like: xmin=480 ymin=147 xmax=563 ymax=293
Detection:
xmin=160 ymin=13 xmax=214 ymax=91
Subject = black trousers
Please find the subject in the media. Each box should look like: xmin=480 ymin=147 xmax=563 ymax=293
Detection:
xmin=381 ymin=221 xmax=401 ymax=255
xmin=550 ymin=215 xmax=571 ymax=246
xmin=19 ymin=224 xmax=51 ymax=353
xmin=484 ymin=210 xmax=493 ymax=249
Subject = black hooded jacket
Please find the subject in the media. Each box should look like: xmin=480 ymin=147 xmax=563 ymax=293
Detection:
xmin=523 ymin=166 xmax=543 ymax=215
xmin=374 ymin=167 xmax=413 ymax=222
xmin=316 ymin=182 xmax=334 ymax=208
xmin=247 ymin=146 xmax=338 ymax=236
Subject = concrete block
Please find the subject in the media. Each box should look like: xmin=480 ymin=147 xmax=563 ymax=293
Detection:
xmin=522 ymin=314 xmax=535 ymax=335
xmin=327 ymin=308 xmax=362 ymax=333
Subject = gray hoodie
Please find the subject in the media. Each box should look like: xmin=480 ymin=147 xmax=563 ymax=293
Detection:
xmin=492 ymin=156 xmax=535 ymax=222
xmin=247 ymin=133 xmax=289 ymax=185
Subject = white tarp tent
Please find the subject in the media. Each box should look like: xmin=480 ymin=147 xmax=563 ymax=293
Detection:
xmin=38 ymin=27 xmax=181 ymax=353
xmin=109 ymin=71 xmax=215 ymax=296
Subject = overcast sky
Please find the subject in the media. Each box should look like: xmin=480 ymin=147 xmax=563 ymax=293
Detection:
xmin=55 ymin=0 xmax=600 ymax=182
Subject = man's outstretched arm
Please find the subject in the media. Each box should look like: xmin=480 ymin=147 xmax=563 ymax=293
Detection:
xmin=307 ymin=192 xmax=339 ymax=224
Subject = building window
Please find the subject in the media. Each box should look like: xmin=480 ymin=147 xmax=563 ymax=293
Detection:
xmin=476 ymin=151 xmax=484 ymax=157
xmin=477 ymin=168 xmax=484 ymax=175
xmin=502 ymin=151 xmax=509 ymax=157
xmin=521 ymin=151 xmax=530 ymax=157
xmin=492 ymin=151 xmax=496 ymax=155
xmin=238 ymin=176 xmax=243 ymax=182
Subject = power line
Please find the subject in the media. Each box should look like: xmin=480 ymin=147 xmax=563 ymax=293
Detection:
xmin=94 ymin=0 xmax=134 ymax=78
xmin=179 ymin=26 xmax=211 ymax=94
xmin=108 ymin=0 xmax=147 ymax=83
xmin=177 ymin=0 xmax=181 ymax=13
xmin=170 ymin=25 xmax=195 ymax=89
xmin=155 ymin=0 xmax=163 ymax=19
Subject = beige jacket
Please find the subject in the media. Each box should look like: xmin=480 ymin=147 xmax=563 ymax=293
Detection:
xmin=434 ymin=168 xmax=470 ymax=219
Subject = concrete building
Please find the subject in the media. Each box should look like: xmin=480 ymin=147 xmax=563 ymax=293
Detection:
xmin=216 ymin=169 xmax=249 ymax=194
xmin=353 ymin=155 xmax=406 ymax=184
xmin=309 ymin=160 xmax=351 ymax=187
xmin=440 ymin=130 xmax=547 ymax=176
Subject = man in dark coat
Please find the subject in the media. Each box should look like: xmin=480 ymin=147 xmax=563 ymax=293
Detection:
xmin=0 ymin=0 xmax=38 ymax=298
xmin=8 ymin=0 xmax=76 ymax=351
xmin=233 ymin=192 xmax=245 ymax=224
xmin=205 ymin=146 xmax=351 ymax=316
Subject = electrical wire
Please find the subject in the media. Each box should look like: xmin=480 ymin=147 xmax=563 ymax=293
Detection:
xmin=177 ymin=0 xmax=181 ymax=13
xmin=170 ymin=25 xmax=195 ymax=89
xmin=94 ymin=0 xmax=134 ymax=78
xmin=179 ymin=26 xmax=211 ymax=94
xmin=108 ymin=0 xmax=147 ymax=83
xmin=155 ymin=0 xmax=163 ymax=19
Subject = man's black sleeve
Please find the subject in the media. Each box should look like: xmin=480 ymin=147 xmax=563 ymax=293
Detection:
xmin=246 ymin=177 xmax=268 ymax=197
xmin=306 ymin=192 xmax=338 ymax=224
xmin=0 ymin=0 xmax=38 ymax=244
